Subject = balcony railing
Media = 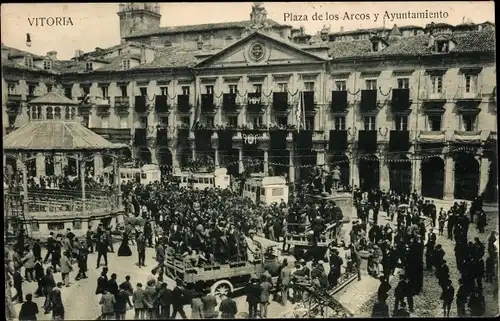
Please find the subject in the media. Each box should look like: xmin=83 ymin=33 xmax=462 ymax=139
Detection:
xmin=452 ymin=130 xmax=482 ymax=144
xmin=358 ymin=130 xmax=377 ymax=152
xmin=155 ymin=95 xmax=170 ymax=113
xmin=418 ymin=130 xmax=446 ymax=144
xmin=114 ymin=96 xmax=130 ymax=106
xmin=331 ymin=91 xmax=348 ymax=112
xmin=329 ymin=130 xmax=348 ymax=150
xmin=389 ymin=130 xmax=410 ymax=151
xmin=201 ymin=94 xmax=215 ymax=113
xmin=302 ymin=91 xmax=315 ymax=111
xmin=423 ymin=91 xmax=446 ymax=101
xmin=360 ymin=90 xmax=378 ymax=112
xmin=273 ymin=92 xmax=288 ymax=111
xmin=7 ymin=94 xmax=22 ymax=103
xmin=177 ymin=95 xmax=190 ymax=113
xmin=222 ymin=94 xmax=237 ymax=111
xmin=135 ymin=96 xmax=147 ymax=113
xmin=247 ymin=93 xmax=263 ymax=113
xmin=454 ymin=90 xmax=482 ymax=102
xmin=391 ymin=89 xmax=411 ymax=112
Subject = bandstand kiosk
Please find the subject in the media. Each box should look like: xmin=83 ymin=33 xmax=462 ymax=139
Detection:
xmin=3 ymin=92 xmax=126 ymax=240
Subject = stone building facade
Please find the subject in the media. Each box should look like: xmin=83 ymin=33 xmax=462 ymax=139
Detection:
xmin=2 ymin=3 xmax=497 ymax=201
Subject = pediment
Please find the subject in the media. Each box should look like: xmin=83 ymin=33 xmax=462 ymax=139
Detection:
xmin=195 ymin=31 xmax=326 ymax=69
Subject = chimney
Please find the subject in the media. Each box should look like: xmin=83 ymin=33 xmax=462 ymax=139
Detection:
xmin=47 ymin=51 xmax=58 ymax=60
xmin=73 ymin=49 xmax=84 ymax=59
xmin=340 ymin=26 xmax=344 ymax=32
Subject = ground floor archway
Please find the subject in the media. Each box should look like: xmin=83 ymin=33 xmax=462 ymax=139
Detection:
xmin=389 ymin=156 xmax=412 ymax=195
xmin=269 ymin=150 xmax=289 ymax=177
xmin=137 ymin=147 xmax=152 ymax=165
xmin=359 ymin=156 xmax=379 ymax=191
xmin=421 ymin=156 xmax=445 ymax=199
xmin=454 ymin=153 xmax=479 ymax=201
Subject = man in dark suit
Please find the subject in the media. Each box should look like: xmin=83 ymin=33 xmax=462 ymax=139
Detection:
xmin=245 ymin=278 xmax=261 ymax=319
xmin=44 ymin=232 xmax=55 ymax=264
xmin=170 ymin=279 xmax=187 ymax=319
xmin=136 ymin=232 xmax=146 ymax=268
xmin=219 ymin=294 xmax=237 ymax=319
xmin=42 ymin=267 xmax=56 ymax=313
xmin=95 ymin=267 xmax=109 ymax=295
xmin=96 ymin=232 xmax=108 ymax=268
xmin=86 ymin=227 xmax=94 ymax=254
xmin=279 ymin=259 xmax=291 ymax=306
xmin=107 ymin=273 xmax=119 ymax=296
xmin=12 ymin=269 xmax=24 ymax=303
xmin=132 ymin=283 xmax=146 ymax=319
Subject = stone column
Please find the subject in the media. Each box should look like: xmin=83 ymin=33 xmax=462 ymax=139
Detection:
xmin=94 ymin=152 xmax=104 ymax=177
xmin=289 ymin=149 xmax=295 ymax=183
xmin=35 ymin=153 xmax=46 ymax=178
xmin=413 ymin=157 xmax=422 ymax=195
xmin=80 ymin=156 xmax=86 ymax=214
xmin=238 ymin=148 xmax=244 ymax=174
xmin=214 ymin=148 xmax=220 ymax=167
xmin=150 ymin=148 xmax=158 ymax=165
xmin=54 ymin=155 xmax=63 ymax=176
xmin=379 ymin=159 xmax=390 ymax=192
xmin=316 ymin=150 xmax=325 ymax=167
xmin=479 ymin=157 xmax=490 ymax=196
xmin=263 ymin=150 xmax=269 ymax=176
xmin=443 ymin=156 xmax=455 ymax=200
xmin=351 ymin=158 xmax=360 ymax=188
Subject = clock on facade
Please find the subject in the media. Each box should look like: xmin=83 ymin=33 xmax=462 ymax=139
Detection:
xmin=249 ymin=42 xmax=265 ymax=61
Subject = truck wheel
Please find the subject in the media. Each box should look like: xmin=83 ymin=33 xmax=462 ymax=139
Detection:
xmin=211 ymin=280 xmax=233 ymax=300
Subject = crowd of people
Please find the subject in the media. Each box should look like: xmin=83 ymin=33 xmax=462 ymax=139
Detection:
xmin=4 ymin=169 xmax=498 ymax=320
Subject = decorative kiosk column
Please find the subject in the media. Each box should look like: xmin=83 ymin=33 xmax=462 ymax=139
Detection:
xmin=288 ymin=148 xmax=295 ymax=183
xmin=479 ymin=156 xmax=490 ymax=196
xmin=94 ymin=152 xmax=104 ymax=177
xmin=443 ymin=156 xmax=455 ymax=200
xmin=80 ymin=155 xmax=86 ymax=215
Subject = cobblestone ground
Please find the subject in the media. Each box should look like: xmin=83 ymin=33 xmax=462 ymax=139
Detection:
xmin=357 ymin=209 xmax=499 ymax=317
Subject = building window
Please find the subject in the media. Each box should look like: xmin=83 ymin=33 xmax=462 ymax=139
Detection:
xmin=464 ymin=75 xmax=478 ymax=93
xmin=394 ymin=116 xmax=408 ymax=131
xmin=436 ymin=41 xmax=449 ymax=53
xmin=28 ymin=84 xmax=36 ymax=96
xmin=160 ymin=86 xmax=168 ymax=96
xmin=428 ymin=115 xmax=442 ymax=131
xmin=181 ymin=86 xmax=190 ymax=96
xmin=397 ymin=78 xmax=410 ymax=89
xmin=205 ymin=85 xmax=214 ymax=94
xmin=334 ymin=116 xmax=346 ymax=130
xmin=8 ymin=83 xmax=16 ymax=94
xmin=430 ymin=75 xmax=443 ymax=93
xmin=228 ymin=116 xmax=237 ymax=127
xmin=277 ymin=82 xmax=288 ymax=92
xmin=64 ymin=87 xmax=72 ymax=99
xmin=159 ymin=117 xmax=168 ymax=126
xmin=277 ymin=116 xmax=288 ymax=126
xmin=66 ymin=107 xmax=76 ymax=120
xmin=24 ymin=56 xmax=33 ymax=68
xmin=229 ymin=84 xmax=238 ymax=94
xmin=139 ymin=116 xmax=147 ymax=127
xmin=304 ymin=81 xmax=315 ymax=92
xmin=139 ymin=87 xmax=147 ymax=97
xmin=365 ymin=79 xmax=377 ymax=90
xmin=305 ymin=116 xmax=315 ymax=130
xmin=462 ymin=115 xmax=476 ymax=131
xmin=101 ymin=117 xmax=109 ymax=128
xmin=43 ymin=60 xmax=52 ymax=70
xmin=335 ymin=80 xmax=347 ymax=91
xmin=120 ymin=117 xmax=128 ymax=128
xmin=181 ymin=117 xmax=190 ymax=126
xmin=122 ymin=59 xmax=131 ymax=70
xmin=364 ymin=116 xmax=376 ymax=130
xmin=100 ymin=86 xmax=109 ymax=99
xmin=120 ymin=85 xmax=128 ymax=97
xmin=86 ymin=62 xmax=93 ymax=71
xmin=253 ymin=84 xmax=262 ymax=93
xmin=47 ymin=84 xmax=53 ymax=92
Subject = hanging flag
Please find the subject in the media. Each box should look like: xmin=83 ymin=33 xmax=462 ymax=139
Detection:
xmin=26 ymin=33 xmax=32 ymax=47
xmin=192 ymin=84 xmax=201 ymax=129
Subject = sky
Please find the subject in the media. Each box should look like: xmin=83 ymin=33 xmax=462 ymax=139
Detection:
xmin=1 ymin=2 xmax=495 ymax=60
